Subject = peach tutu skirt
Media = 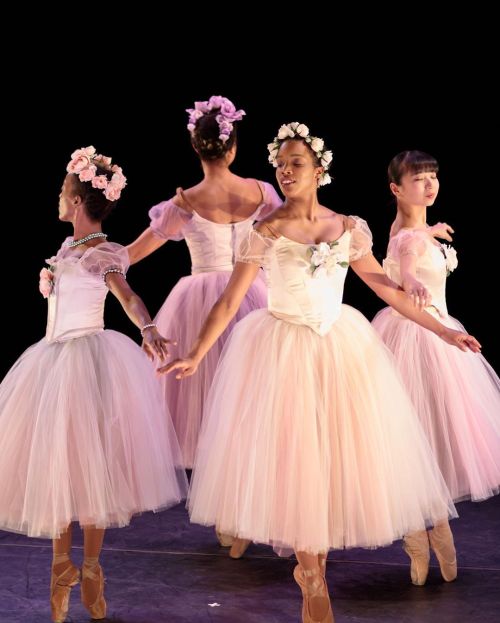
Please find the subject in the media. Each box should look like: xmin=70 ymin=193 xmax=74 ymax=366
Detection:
xmin=0 ymin=330 xmax=187 ymax=538
xmin=154 ymin=270 xmax=267 ymax=468
xmin=373 ymin=308 xmax=500 ymax=502
xmin=188 ymin=305 xmax=457 ymax=554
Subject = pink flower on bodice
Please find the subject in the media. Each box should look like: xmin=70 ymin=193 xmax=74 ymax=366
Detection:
xmin=39 ymin=267 xmax=54 ymax=298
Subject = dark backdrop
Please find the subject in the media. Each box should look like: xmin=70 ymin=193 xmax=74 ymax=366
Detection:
xmin=2 ymin=71 xmax=497 ymax=377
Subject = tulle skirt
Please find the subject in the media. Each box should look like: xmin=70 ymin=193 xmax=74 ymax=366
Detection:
xmin=0 ymin=330 xmax=187 ymax=538
xmin=154 ymin=270 xmax=267 ymax=468
xmin=188 ymin=305 xmax=457 ymax=554
xmin=372 ymin=308 xmax=500 ymax=502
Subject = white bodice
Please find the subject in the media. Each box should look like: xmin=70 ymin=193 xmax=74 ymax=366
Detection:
xmin=148 ymin=182 xmax=282 ymax=274
xmin=44 ymin=240 xmax=129 ymax=342
xmin=238 ymin=216 xmax=373 ymax=336
xmin=383 ymin=228 xmax=457 ymax=318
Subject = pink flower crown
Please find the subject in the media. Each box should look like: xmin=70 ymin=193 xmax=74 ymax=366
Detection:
xmin=66 ymin=146 xmax=127 ymax=201
xmin=186 ymin=95 xmax=246 ymax=143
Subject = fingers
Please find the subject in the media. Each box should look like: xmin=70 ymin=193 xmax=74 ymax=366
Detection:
xmin=156 ymin=359 xmax=194 ymax=378
xmin=143 ymin=336 xmax=178 ymax=362
xmin=142 ymin=343 xmax=154 ymax=361
xmin=408 ymin=286 xmax=431 ymax=311
xmin=465 ymin=335 xmax=482 ymax=352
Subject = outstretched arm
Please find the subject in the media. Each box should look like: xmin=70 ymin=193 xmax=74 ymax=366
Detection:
xmin=105 ymin=272 xmax=173 ymax=361
xmin=127 ymin=228 xmax=166 ymax=265
xmin=158 ymin=261 xmax=261 ymax=378
xmin=351 ymin=253 xmax=481 ymax=352
xmin=428 ymin=222 xmax=454 ymax=241
xmin=127 ymin=198 xmax=192 ymax=265
xmin=399 ymin=252 xmax=431 ymax=311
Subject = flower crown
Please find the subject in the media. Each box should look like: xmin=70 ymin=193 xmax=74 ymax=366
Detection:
xmin=267 ymin=122 xmax=333 ymax=186
xmin=66 ymin=146 xmax=127 ymax=201
xmin=186 ymin=95 xmax=246 ymax=143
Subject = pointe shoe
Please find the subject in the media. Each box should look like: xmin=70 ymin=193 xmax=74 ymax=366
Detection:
xmin=50 ymin=561 xmax=80 ymax=623
xmin=403 ymin=530 xmax=430 ymax=586
xmin=81 ymin=562 xmax=106 ymax=620
xmin=429 ymin=522 xmax=457 ymax=582
xmin=229 ymin=537 xmax=251 ymax=559
xmin=216 ymin=529 xmax=235 ymax=547
xmin=293 ymin=565 xmax=334 ymax=623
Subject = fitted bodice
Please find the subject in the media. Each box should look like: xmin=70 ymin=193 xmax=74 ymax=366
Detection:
xmin=237 ymin=216 xmax=373 ymax=335
xmin=44 ymin=240 xmax=130 ymax=342
xmin=148 ymin=181 xmax=282 ymax=274
xmin=383 ymin=229 xmax=457 ymax=318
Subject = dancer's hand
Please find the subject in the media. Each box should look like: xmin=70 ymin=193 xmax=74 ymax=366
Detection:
xmin=142 ymin=328 xmax=176 ymax=361
xmin=402 ymin=277 xmax=432 ymax=311
xmin=439 ymin=327 xmax=481 ymax=353
xmin=429 ymin=222 xmax=454 ymax=242
xmin=157 ymin=356 xmax=199 ymax=378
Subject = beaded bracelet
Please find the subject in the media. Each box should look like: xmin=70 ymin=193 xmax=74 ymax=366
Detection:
xmin=102 ymin=268 xmax=124 ymax=281
xmin=140 ymin=323 xmax=157 ymax=337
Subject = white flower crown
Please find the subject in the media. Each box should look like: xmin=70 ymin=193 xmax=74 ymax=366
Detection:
xmin=267 ymin=122 xmax=333 ymax=186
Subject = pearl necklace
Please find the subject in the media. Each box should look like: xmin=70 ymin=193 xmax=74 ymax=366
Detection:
xmin=67 ymin=232 xmax=108 ymax=248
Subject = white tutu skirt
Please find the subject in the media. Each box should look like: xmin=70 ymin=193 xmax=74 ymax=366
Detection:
xmin=373 ymin=308 xmax=500 ymax=502
xmin=0 ymin=331 xmax=187 ymax=538
xmin=188 ymin=305 xmax=457 ymax=554
xmin=154 ymin=270 xmax=267 ymax=468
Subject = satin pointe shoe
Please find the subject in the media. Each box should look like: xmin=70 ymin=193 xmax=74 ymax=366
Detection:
xmin=429 ymin=522 xmax=458 ymax=582
xmin=81 ymin=560 xmax=106 ymax=620
xmin=216 ymin=529 xmax=235 ymax=547
xmin=293 ymin=564 xmax=334 ymax=623
xmin=229 ymin=537 xmax=251 ymax=559
xmin=403 ymin=530 xmax=430 ymax=586
xmin=50 ymin=561 xmax=80 ymax=623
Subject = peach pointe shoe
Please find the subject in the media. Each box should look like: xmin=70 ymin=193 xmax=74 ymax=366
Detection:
xmin=429 ymin=522 xmax=458 ymax=582
xmin=229 ymin=537 xmax=251 ymax=559
xmin=403 ymin=530 xmax=430 ymax=586
xmin=50 ymin=562 xmax=80 ymax=623
xmin=293 ymin=564 xmax=334 ymax=623
xmin=81 ymin=561 xmax=107 ymax=619
xmin=216 ymin=529 xmax=235 ymax=547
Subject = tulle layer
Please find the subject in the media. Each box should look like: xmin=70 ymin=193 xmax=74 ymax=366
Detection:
xmin=0 ymin=331 xmax=187 ymax=538
xmin=188 ymin=305 xmax=456 ymax=554
xmin=373 ymin=308 xmax=500 ymax=502
xmin=154 ymin=270 xmax=267 ymax=467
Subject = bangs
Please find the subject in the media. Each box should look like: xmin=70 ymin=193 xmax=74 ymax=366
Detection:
xmin=388 ymin=150 xmax=439 ymax=183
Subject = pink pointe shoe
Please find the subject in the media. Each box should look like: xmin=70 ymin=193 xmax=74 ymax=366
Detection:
xmin=293 ymin=564 xmax=334 ymax=623
xmin=403 ymin=530 xmax=430 ymax=586
xmin=50 ymin=561 xmax=80 ymax=623
xmin=429 ymin=522 xmax=457 ymax=582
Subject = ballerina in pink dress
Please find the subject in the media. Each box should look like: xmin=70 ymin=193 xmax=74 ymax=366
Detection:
xmin=127 ymin=96 xmax=281 ymax=472
xmin=160 ymin=125 xmax=481 ymax=623
xmin=372 ymin=150 xmax=500 ymax=586
xmin=0 ymin=147 xmax=187 ymax=623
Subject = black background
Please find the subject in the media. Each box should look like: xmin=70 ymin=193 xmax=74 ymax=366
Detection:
xmin=2 ymin=38 xmax=497 ymax=377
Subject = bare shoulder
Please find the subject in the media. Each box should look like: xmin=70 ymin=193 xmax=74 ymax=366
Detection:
xmin=171 ymin=185 xmax=202 ymax=212
xmin=255 ymin=209 xmax=287 ymax=238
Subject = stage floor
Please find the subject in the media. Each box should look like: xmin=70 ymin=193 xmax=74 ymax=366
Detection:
xmin=1 ymin=496 xmax=498 ymax=622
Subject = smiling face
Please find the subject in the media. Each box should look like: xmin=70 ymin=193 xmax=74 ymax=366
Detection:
xmin=390 ymin=169 xmax=440 ymax=207
xmin=275 ymin=139 xmax=323 ymax=197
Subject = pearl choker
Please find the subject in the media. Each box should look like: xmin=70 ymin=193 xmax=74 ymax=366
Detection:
xmin=67 ymin=232 xmax=108 ymax=248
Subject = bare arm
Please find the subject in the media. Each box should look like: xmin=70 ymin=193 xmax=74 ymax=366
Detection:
xmin=105 ymin=272 xmax=173 ymax=360
xmin=399 ymin=252 xmax=431 ymax=311
xmin=351 ymin=253 xmax=481 ymax=352
xmin=126 ymin=228 xmax=167 ymax=265
xmin=158 ymin=261 xmax=261 ymax=377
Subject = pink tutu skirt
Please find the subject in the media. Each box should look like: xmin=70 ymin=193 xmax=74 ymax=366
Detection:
xmin=154 ymin=270 xmax=267 ymax=468
xmin=188 ymin=305 xmax=457 ymax=554
xmin=373 ymin=308 xmax=500 ymax=502
xmin=0 ymin=331 xmax=187 ymax=538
